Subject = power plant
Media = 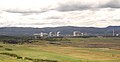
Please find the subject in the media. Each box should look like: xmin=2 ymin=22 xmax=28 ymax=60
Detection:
xmin=33 ymin=31 xmax=85 ymax=39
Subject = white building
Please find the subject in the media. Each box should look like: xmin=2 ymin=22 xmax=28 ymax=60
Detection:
xmin=56 ymin=31 xmax=60 ymax=36
xmin=33 ymin=31 xmax=62 ymax=39
xmin=49 ymin=32 xmax=52 ymax=37
xmin=33 ymin=33 xmax=41 ymax=39
xmin=73 ymin=31 xmax=83 ymax=36
xmin=33 ymin=32 xmax=48 ymax=39
xmin=116 ymin=34 xmax=120 ymax=36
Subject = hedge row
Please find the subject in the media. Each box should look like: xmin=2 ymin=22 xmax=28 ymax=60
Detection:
xmin=0 ymin=52 xmax=58 ymax=62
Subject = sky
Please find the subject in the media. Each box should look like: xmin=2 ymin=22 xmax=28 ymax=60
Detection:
xmin=0 ymin=0 xmax=120 ymax=28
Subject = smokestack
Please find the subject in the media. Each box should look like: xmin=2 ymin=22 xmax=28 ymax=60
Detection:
xmin=113 ymin=29 xmax=115 ymax=36
xmin=40 ymin=32 xmax=43 ymax=37
xmin=49 ymin=32 xmax=52 ymax=37
xmin=56 ymin=31 xmax=60 ymax=36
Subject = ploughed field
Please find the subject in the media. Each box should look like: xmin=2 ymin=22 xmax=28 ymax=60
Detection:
xmin=0 ymin=37 xmax=120 ymax=62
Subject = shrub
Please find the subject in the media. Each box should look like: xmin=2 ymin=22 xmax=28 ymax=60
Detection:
xmin=5 ymin=48 xmax=13 ymax=51
xmin=0 ymin=53 xmax=58 ymax=62
xmin=33 ymin=59 xmax=58 ymax=62
xmin=0 ymin=45 xmax=3 ymax=47
xmin=17 ymin=56 xmax=23 ymax=59
xmin=24 ymin=57 xmax=33 ymax=60
xmin=0 ymin=52 xmax=20 ymax=58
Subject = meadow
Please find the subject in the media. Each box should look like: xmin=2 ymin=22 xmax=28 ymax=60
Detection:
xmin=0 ymin=37 xmax=120 ymax=62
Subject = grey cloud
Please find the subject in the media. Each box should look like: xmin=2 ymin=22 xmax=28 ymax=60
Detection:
xmin=4 ymin=9 xmax=48 ymax=16
xmin=112 ymin=19 xmax=120 ymax=21
xmin=1 ymin=0 xmax=120 ymax=14
xmin=46 ymin=16 xmax=63 ymax=19
xmin=99 ymin=20 xmax=107 ymax=21
xmin=101 ymin=0 xmax=120 ymax=8
xmin=29 ymin=18 xmax=39 ymax=20
xmin=21 ymin=13 xmax=33 ymax=16
xmin=56 ymin=0 xmax=120 ymax=12
xmin=30 ymin=23 xmax=50 ymax=25
xmin=56 ymin=3 xmax=91 ymax=11
xmin=5 ymin=10 xmax=47 ymax=13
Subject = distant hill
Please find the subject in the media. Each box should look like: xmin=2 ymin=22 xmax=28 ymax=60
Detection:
xmin=0 ymin=26 xmax=120 ymax=36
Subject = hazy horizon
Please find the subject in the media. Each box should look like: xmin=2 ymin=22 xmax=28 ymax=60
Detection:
xmin=0 ymin=0 xmax=120 ymax=28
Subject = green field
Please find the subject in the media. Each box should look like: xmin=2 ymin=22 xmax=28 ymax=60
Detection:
xmin=0 ymin=37 xmax=120 ymax=62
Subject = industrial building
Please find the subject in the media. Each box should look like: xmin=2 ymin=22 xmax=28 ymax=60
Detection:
xmin=33 ymin=31 xmax=61 ymax=39
xmin=73 ymin=31 xmax=84 ymax=36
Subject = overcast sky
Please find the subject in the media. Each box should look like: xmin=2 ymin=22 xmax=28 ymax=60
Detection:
xmin=0 ymin=0 xmax=120 ymax=28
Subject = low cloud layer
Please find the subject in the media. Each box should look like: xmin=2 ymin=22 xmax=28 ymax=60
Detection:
xmin=0 ymin=0 xmax=120 ymax=28
xmin=56 ymin=0 xmax=120 ymax=11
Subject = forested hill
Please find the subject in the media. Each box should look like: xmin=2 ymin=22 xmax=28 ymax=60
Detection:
xmin=0 ymin=26 xmax=120 ymax=36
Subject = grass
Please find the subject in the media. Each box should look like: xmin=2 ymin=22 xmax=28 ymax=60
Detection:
xmin=0 ymin=44 xmax=120 ymax=62
xmin=0 ymin=37 xmax=120 ymax=62
xmin=0 ymin=44 xmax=82 ymax=62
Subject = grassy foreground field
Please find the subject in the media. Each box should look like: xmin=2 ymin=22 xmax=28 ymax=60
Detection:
xmin=0 ymin=37 xmax=120 ymax=62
